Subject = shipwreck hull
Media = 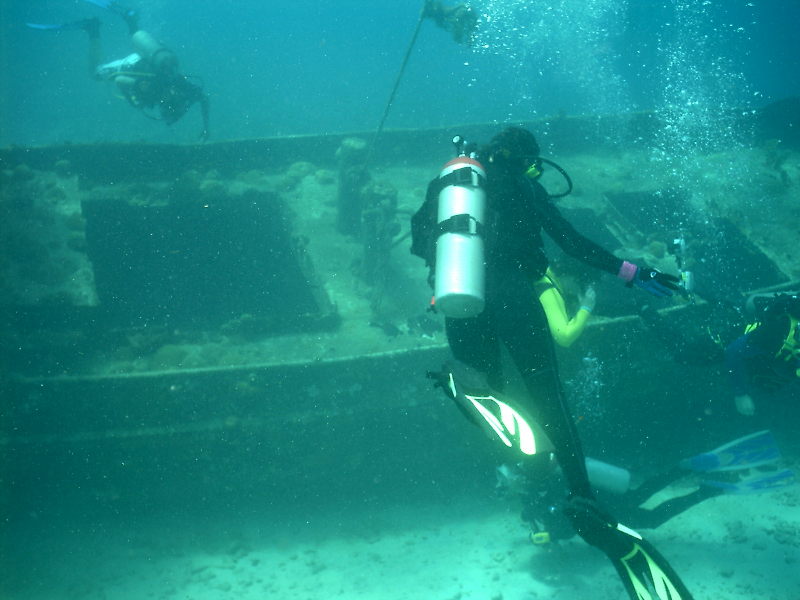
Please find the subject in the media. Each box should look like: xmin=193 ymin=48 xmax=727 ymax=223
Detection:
xmin=2 ymin=112 xmax=798 ymax=519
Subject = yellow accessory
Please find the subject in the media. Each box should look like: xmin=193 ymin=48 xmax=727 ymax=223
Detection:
xmin=776 ymin=316 xmax=799 ymax=365
xmin=525 ymin=161 xmax=542 ymax=179
xmin=530 ymin=531 xmax=551 ymax=545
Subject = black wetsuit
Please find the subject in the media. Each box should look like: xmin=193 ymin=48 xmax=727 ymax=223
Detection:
xmin=726 ymin=307 xmax=800 ymax=398
xmin=522 ymin=464 xmax=720 ymax=542
xmin=121 ymin=64 xmax=207 ymax=126
xmin=412 ymin=166 xmax=622 ymax=497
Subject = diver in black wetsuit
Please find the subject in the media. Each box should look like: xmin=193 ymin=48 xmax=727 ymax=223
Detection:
xmin=27 ymin=1 xmax=209 ymax=140
xmin=638 ymin=289 xmax=800 ymax=417
xmin=411 ymin=127 xmax=692 ymax=600
xmin=507 ymin=456 xmax=721 ymax=545
xmin=505 ymin=430 xmax=794 ymax=546
xmin=422 ymin=1 xmax=478 ymax=45
xmin=726 ymin=292 xmax=800 ymax=416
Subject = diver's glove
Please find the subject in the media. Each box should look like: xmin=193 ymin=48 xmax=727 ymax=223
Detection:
xmin=618 ymin=260 xmax=680 ymax=298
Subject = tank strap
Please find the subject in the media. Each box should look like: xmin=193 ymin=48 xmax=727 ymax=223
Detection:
xmin=430 ymin=165 xmax=486 ymax=198
xmin=436 ymin=213 xmax=484 ymax=237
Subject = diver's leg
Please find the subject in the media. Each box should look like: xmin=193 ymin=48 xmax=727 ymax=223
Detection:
xmin=623 ymin=486 xmax=721 ymax=530
xmin=495 ymin=286 xmax=592 ymax=496
xmin=83 ymin=18 xmax=103 ymax=78
xmin=611 ymin=464 xmax=719 ymax=530
xmin=25 ymin=17 xmax=103 ymax=78
xmin=625 ymin=465 xmax=685 ymax=506
xmin=497 ymin=283 xmax=695 ymax=600
xmin=445 ymin=309 xmax=502 ymax=389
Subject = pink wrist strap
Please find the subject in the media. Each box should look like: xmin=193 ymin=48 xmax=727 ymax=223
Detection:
xmin=618 ymin=260 xmax=638 ymax=282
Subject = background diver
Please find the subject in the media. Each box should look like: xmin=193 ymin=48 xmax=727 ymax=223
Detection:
xmin=412 ymin=126 xmax=694 ymax=600
xmin=27 ymin=0 xmax=210 ymax=141
xmin=422 ymin=1 xmax=479 ymax=46
xmin=726 ymin=291 xmax=800 ymax=416
xmin=637 ymin=288 xmax=800 ymax=416
xmin=497 ymin=430 xmax=795 ymax=546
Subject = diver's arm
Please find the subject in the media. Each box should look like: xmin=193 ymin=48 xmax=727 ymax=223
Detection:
xmin=533 ymin=184 xmax=680 ymax=296
xmin=724 ymin=334 xmax=756 ymax=415
xmin=734 ymin=393 xmax=755 ymax=416
xmin=534 ymin=187 xmax=621 ymax=275
xmin=539 ymin=287 xmax=591 ymax=347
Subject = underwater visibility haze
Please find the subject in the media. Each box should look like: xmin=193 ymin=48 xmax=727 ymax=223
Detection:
xmin=2 ymin=1 xmax=800 ymax=600
xmin=1 ymin=0 xmax=798 ymax=145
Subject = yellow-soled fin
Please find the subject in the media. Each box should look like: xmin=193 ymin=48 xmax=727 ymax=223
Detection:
xmin=618 ymin=541 xmax=690 ymax=600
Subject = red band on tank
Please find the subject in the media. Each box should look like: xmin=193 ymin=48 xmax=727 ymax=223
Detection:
xmin=442 ymin=157 xmax=485 ymax=170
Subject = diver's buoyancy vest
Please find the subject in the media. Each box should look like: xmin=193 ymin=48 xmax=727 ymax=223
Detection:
xmin=745 ymin=316 xmax=800 ymax=378
xmin=777 ymin=317 xmax=799 ymax=370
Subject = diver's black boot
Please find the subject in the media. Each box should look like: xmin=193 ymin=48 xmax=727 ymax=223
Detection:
xmin=122 ymin=9 xmax=140 ymax=34
xmin=80 ymin=17 xmax=101 ymax=40
xmin=108 ymin=1 xmax=140 ymax=34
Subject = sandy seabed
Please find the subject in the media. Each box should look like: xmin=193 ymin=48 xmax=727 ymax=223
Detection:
xmin=5 ymin=480 xmax=799 ymax=600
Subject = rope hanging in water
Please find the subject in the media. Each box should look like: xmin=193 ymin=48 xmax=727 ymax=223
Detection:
xmin=366 ymin=2 xmax=428 ymax=164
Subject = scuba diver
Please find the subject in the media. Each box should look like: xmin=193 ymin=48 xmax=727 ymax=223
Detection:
xmin=497 ymin=430 xmax=795 ymax=546
xmin=422 ymin=1 xmax=478 ymax=46
xmin=411 ymin=126 xmax=692 ymax=600
xmin=726 ymin=291 xmax=800 ymax=416
xmin=27 ymin=0 xmax=209 ymax=141
xmin=637 ymin=285 xmax=799 ymax=418
xmin=535 ymin=267 xmax=596 ymax=348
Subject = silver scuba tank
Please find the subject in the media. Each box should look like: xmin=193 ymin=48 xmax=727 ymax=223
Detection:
xmin=585 ymin=457 xmax=632 ymax=495
xmin=434 ymin=137 xmax=487 ymax=318
xmin=131 ymin=30 xmax=179 ymax=75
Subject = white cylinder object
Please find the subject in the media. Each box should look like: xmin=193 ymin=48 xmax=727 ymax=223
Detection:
xmin=434 ymin=158 xmax=487 ymax=318
xmin=586 ymin=457 xmax=631 ymax=495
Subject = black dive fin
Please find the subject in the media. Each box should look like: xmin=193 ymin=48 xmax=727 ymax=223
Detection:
xmin=82 ymin=0 xmax=129 ymax=15
xmin=428 ymin=363 xmax=555 ymax=456
xmin=565 ymin=497 xmax=693 ymax=600
xmin=610 ymin=526 xmax=694 ymax=600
